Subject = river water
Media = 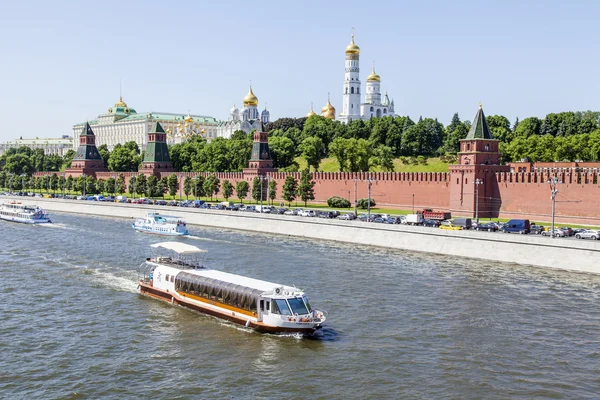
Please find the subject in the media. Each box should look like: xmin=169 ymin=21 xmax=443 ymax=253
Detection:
xmin=1 ymin=212 xmax=600 ymax=399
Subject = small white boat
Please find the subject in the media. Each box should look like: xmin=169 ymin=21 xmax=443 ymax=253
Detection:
xmin=132 ymin=212 xmax=188 ymax=236
xmin=0 ymin=201 xmax=52 ymax=224
xmin=138 ymin=242 xmax=326 ymax=334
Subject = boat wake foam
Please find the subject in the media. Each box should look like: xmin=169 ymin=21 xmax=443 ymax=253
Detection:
xmin=38 ymin=223 xmax=74 ymax=230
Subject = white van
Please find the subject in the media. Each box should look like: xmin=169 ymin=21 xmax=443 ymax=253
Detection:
xmin=116 ymin=195 xmax=127 ymax=203
xmin=255 ymin=205 xmax=271 ymax=213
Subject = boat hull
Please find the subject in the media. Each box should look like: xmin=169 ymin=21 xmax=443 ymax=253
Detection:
xmin=138 ymin=282 xmax=317 ymax=334
xmin=0 ymin=215 xmax=51 ymax=224
xmin=132 ymin=225 xmax=188 ymax=236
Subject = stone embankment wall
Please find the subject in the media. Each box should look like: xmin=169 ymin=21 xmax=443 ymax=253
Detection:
xmin=14 ymin=197 xmax=600 ymax=275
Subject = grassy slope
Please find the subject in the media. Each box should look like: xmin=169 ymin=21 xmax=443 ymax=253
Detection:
xmin=295 ymin=157 xmax=450 ymax=173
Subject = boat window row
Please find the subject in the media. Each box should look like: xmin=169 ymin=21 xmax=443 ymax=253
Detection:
xmin=271 ymin=297 xmax=310 ymax=316
xmin=175 ymin=272 xmax=262 ymax=312
xmin=165 ymin=274 xmax=175 ymax=282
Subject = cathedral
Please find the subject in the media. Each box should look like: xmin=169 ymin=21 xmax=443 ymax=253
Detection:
xmin=217 ymin=87 xmax=270 ymax=139
xmin=333 ymin=32 xmax=396 ymax=123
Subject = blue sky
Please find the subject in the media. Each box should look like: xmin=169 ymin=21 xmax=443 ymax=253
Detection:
xmin=0 ymin=0 xmax=598 ymax=141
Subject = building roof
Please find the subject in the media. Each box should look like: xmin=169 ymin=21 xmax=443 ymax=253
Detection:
xmin=1 ymin=138 xmax=73 ymax=145
xmin=74 ymin=111 xmax=218 ymax=127
xmin=466 ymin=105 xmax=494 ymax=140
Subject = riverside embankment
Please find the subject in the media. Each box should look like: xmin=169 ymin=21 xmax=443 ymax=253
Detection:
xmin=10 ymin=196 xmax=600 ymax=274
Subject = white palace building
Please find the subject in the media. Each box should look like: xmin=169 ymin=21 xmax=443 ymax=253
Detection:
xmin=72 ymin=97 xmax=220 ymax=151
xmin=216 ymin=86 xmax=270 ymax=139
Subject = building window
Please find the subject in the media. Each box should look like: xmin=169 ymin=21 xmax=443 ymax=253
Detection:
xmin=485 ymin=144 xmax=489 ymax=151
xmin=351 ymin=87 xmax=354 ymax=94
xmin=467 ymin=143 xmax=471 ymax=151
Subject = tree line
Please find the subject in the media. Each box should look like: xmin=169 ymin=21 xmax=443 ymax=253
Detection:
xmin=2 ymin=110 xmax=599 ymax=177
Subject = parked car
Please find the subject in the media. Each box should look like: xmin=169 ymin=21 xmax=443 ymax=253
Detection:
xmin=439 ymin=224 xmax=462 ymax=230
xmin=423 ymin=219 xmax=440 ymax=227
xmin=575 ymin=230 xmax=600 ymax=240
xmin=299 ymin=210 xmax=315 ymax=217
xmin=452 ymin=218 xmax=472 ymax=230
xmin=283 ymin=209 xmax=297 ymax=216
xmin=501 ymin=219 xmax=530 ymax=234
xmin=338 ymin=212 xmax=356 ymax=220
xmin=558 ymin=227 xmax=574 ymax=237
xmin=541 ymin=229 xmax=565 ymax=237
xmin=372 ymin=217 xmax=386 ymax=223
xmin=474 ymin=222 xmax=498 ymax=232
xmin=530 ymin=224 xmax=545 ymax=234
xmin=155 ymin=200 xmax=167 ymax=206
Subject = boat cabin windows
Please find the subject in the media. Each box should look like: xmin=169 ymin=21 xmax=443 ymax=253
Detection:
xmin=302 ymin=295 xmax=312 ymax=313
xmin=288 ymin=297 xmax=309 ymax=315
xmin=170 ymin=275 xmax=174 ymax=283
xmin=272 ymin=299 xmax=292 ymax=316
xmin=165 ymin=274 xmax=170 ymax=282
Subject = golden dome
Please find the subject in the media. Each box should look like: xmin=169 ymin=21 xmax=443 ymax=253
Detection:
xmin=201 ymin=128 xmax=206 ymax=134
xmin=184 ymin=113 xmax=193 ymax=123
xmin=345 ymin=33 xmax=360 ymax=55
xmin=243 ymin=86 xmax=258 ymax=107
xmin=367 ymin=67 xmax=380 ymax=82
xmin=322 ymin=97 xmax=336 ymax=119
xmin=114 ymin=96 xmax=127 ymax=108
xmin=307 ymin=109 xmax=316 ymax=118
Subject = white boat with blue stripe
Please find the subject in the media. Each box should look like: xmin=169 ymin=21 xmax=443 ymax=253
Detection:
xmin=132 ymin=211 xmax=189 ymax=236
xmin=0 ymin=201 xmax=52 ymax=224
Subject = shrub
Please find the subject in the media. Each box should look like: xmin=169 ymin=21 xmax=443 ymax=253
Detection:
xmin=327 ymin=196 xmax=351 ymax=208
xmin=417 ymin=155 xmax=428 ymax=165
xmin=357 ymin=198 xmax=376 ymax=209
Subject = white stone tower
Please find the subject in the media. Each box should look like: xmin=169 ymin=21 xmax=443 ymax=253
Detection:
xmin=339 ymin=30 xmax=361 ymax=123
xmin=365 ymin=66 xmax=381 ymax=105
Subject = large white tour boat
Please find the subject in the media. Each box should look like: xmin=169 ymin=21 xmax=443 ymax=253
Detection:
xmin=138 ymin=242 xmax=326 ymax=334
xmin=0 ymin=201 xmax=52 ymax=224
xmin=132 ymin=212 xmax=188 ymax=236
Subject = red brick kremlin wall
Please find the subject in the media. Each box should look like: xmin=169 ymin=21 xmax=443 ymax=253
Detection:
xmin=35 ymin=169 xmax=600 ymax=225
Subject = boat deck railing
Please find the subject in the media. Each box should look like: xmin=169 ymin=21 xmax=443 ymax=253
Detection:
xmin=155 ymin=257 xmax=205 ymax=270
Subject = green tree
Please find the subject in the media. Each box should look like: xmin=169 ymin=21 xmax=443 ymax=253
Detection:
xmin=184 ymin=176 xmax=192 ymax=199
xmin=203 ymin=174 xmax=220 ymax=201
xmin=235 ymin=180 xmax=249 ymax=203
xmin=96 ymin=178 xmax=106 ymax=194
xmin=297 ymin=169 xmax=315 ymax=207
xmin=116 ymin=173 xmax=126 ymax=194
xmin=222 ymin=179 xmax=234 ymax=201
xmin=136 ymin=174 xmax=147 ymax=196
xmin=97 ymin=144 xmax=111 ymax=168
xmin=158 ymin=176 xmax=168 ymax=199
xmin=299 ymin=136 xmax=324 ymax=171
xmin=193 ymin=176 xmax=206 ymax=198
xmin=372 ymin=145 xmax=395 ymax=171
xmin=146 ymin=175 xmax=158 ymax=197
xmin=0 ymin=171 xmax=6 ymax=189
xmin=49 ymin=172 xmax=58 ymax=193
xmin=66 ymin=175 xmax=74 ymax=192
xmin=62 ymin=149 xmax=75 ymax=170
xmin=85 ymin=175 xmax=97 ymax=195
xmin=108 ymin=142 xmax=141 ymax=171
xmin=168 ymin=173 xmax=179 ymax=197
xmin=268 ymin=179 xmax=277 ymax=205
xmin=251 ymin=177 xmax=264 ymax=203
xmin=58 ymin=174 xmax=66 ymax=193
xmin=268 ymin=136 xmax=296 ymax=168
xmin=105 ymin=177 xmax=116 ymax=194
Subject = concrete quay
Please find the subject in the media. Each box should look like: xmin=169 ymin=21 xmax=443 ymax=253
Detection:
xmin=11 ymin=196 xmax=600 ymax=275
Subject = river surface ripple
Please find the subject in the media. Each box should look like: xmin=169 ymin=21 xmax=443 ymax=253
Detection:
xmin=1 ymin=212 xmax=600 ymax=399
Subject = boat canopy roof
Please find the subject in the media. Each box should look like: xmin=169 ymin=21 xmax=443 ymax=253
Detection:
xmin=151 ymin=242 xmax=207 ymax=255
xmin=182 ymin=268 xmax=297 ymax=293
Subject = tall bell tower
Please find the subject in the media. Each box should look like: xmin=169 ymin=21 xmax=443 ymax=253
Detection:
xmin=339 ymin=29 xmax=361 ymax=124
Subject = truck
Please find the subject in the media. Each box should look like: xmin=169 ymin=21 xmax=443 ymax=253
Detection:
xmin=404 ymin=213 xmax=424 ymax=225
xmin=419 ymin=209 xmax=451 ymax=221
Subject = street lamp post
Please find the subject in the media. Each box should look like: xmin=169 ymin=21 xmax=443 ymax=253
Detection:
xmin=82 ymin=173 xmax=87 ymax=197
xmin=474 ymin=178 xmax=483 ymax=224
xmin=353 ymin=177 xmax=358 ymax=217
xmin=412 ymin=194 xmax=415 ymax=213
xmin=548 ymin=177 xmax=561 ymax=238
xmin=179 ymin=174 xmax=183 ymax=202
xmin=364 ymin=176 xmax=375 ymax=222
xmin=112 ymin=175 xmax=117 ymax=197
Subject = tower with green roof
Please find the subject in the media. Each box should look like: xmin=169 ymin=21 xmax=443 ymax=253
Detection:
xmin=142 ymin=122 xmax=174 ymax=174
xmin=65 ymin=122 xmax=107 ymax=176
xmin=449 ymin=105 xmax=509 ymax=219
xmin=243 ymin=120 xmax=277 ymax=178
